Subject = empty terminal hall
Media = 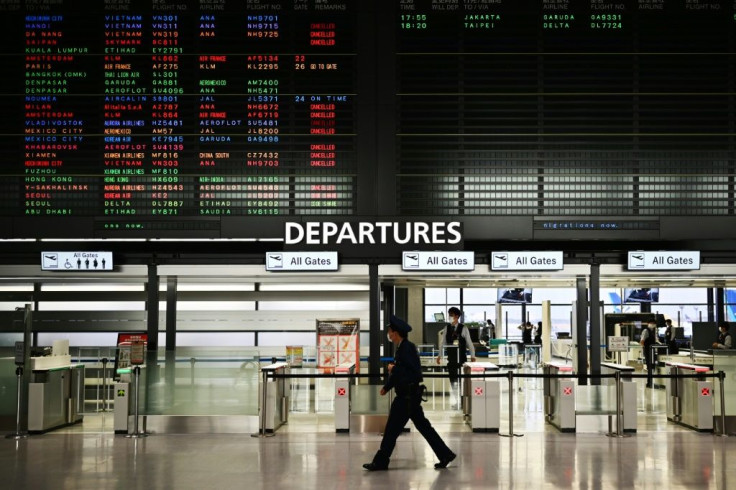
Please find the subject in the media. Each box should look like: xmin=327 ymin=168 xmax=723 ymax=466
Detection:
xmin=2 ymin=1 xmax=736 ymax=489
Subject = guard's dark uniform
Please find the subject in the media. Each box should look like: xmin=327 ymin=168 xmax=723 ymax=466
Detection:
xmin=368 ymin=323 xmax=454 ymax=469
xmin=642 ymin=325 xmax=656 ymax=388
xmin=445 ymin=323 xmax=467 ymax=384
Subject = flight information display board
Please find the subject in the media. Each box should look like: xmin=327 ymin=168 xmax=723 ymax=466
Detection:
xmin=1 ymin=0 xmax=736 ymax=240
xmin=396 ymin=0 xmax=736 ymax=218
xmin=0 ymin=0 xmax=357 ymax=237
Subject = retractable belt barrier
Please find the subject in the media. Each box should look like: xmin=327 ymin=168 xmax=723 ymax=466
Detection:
xmin=263 ymin=371 xmax=727 ymax=437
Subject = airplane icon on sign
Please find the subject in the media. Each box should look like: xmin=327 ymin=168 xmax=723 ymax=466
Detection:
xmin=492 ymin=253 xmax=509 ymax=269
xmin=630 ymin=253 xmax=645 ymax=268
xmin=266 ymin=254 xmax=283 ymax=269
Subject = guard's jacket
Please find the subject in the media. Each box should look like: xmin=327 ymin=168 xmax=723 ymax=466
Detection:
xmin=383 ymin=338 xmax=423 ymax=397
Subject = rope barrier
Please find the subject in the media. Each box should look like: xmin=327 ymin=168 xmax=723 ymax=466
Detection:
xmin=267 ymin=371 xmax=721 ymax=380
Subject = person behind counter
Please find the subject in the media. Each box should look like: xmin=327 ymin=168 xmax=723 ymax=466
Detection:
xmin=519 ymin=321 xmax=533 ymax=346
xmin=663 ymin=319 xmax=679 ymax=354
xmin=640 ymin=321 xmax=658 ymax=388
xmin=437 ymin=307 xmax=476 ymax=387
xmin=484 ymin=319 xmax=496 ymax=342
xmin=713 ymin=323 xmax=733 ymax=350
xmin=363 ymin=315 xmax=456 ymax=471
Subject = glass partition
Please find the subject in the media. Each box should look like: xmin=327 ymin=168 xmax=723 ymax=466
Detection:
xmin=0 ymin=357 xmax=18 ymax=424
xmin=71 ymin=346 xmax=118 ymax=414
xmin=575 ymin=384 xmax=616 ymax=416
xmin=712 ymin=351 xmax=736 ymax=417
xmin=351 ymin=384 xmax=390 ymax=416
xmin=137 ymin=347 xmax=261 ymax=416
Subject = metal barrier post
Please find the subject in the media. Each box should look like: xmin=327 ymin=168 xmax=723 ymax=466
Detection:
xmin=607 ymin=371 xmax=630 ymax=438
xmin=5 ymin=366 xmax=29 ymax=440
xmin=252 ymin=368 xmax=275 ymax=438
xmin=100 ymin=358 xmax=109 ymax=412
xmin=616 ymin=371 xmax=623 ymax=436
xmin=125 ymin=366 xmax=148 ymax=438
xmin=500 ymin=370 xmax=522 ymax=438
xmin=718 ymin=371 xmax=729 ymax=437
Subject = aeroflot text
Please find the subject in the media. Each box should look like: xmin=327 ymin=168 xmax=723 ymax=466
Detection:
xmin=285 ymin=221 xmax=462 ymax=245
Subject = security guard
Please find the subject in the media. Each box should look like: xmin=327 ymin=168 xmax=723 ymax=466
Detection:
xmin=640 ymin=321 xmax=657 ymax=388
xmin=364 ymin=315 xmax=456 ymax=471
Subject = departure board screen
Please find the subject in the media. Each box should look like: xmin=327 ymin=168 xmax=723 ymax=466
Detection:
xmin=2 ymin=0 xmax=736 ymax=240
xmin=396 ymin=0 xmax=736 ymax=218
xmin=0 ymin=0 xmax=357 ymax=237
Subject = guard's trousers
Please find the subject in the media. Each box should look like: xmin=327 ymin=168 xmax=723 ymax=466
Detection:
xmin=371 ymin=393 xmax=453 ymax=467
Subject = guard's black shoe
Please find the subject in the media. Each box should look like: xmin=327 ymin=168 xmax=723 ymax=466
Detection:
xmin=434 ymin=452 xmax=457 ymax=469
xmin=363 ymin=463 xmax=388 ymax=471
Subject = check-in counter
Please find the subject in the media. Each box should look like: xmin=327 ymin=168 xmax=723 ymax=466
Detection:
xmin=600 ymin=362 xmax=637 ymax=433
xmin=544 ymin=362 xmax=575 ymax=432
xmin=461 ymin=362 xmax=500 ymax=432
xmin=665 ymin=362 xmax=713 ymax=432
xmin=28 ymin=364 xmax=85 ymax=433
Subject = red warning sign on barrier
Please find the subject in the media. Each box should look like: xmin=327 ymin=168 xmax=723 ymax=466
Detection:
xmin=563 ymin=387 xmax=573 ymax=396
xmin=474 ymin=387 xmax=484 ymax=396
xmin=337 ymin=387 xmax=346 ymax=397
xmin=701 ymin=387 xmax=710 ymax=397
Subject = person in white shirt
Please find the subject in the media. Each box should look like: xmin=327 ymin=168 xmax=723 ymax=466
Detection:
xmin=713 ymin=323 xmax=733 ymax=350
xmin=437 ymin=307 xmax=476 ymax=388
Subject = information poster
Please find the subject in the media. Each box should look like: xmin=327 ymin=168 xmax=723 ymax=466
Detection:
xmin=286 ymin=345 xmax=303 ymax=368
xmin=316 ymin=318 xmax=359 ymax=373
xmin=114 ymin=331 xmax=148 ymax=373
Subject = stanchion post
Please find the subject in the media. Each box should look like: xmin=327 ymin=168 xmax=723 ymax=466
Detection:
xmin=500 ymin=370 xmax=522 ymax=438
xmin=604 ymin=371 xmax=631 ymax=438
xmin=616 ymin=371 xmax=623 ymax=436
xmin=718 ymin=371 xmax=728 ymax=437
xmin=5 ymin=366 xmax=29 ymax=440
xmin=125 ymin=366 xmax=148 ymax=438
xmin=100 ymin=357 xmax=109 ymax=412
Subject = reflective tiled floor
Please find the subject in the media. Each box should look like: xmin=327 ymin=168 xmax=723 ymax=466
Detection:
xmin=2 ymin=378 xmax=734 ymax=490
xmin=2 ymin=418 xmax=733 ymax=490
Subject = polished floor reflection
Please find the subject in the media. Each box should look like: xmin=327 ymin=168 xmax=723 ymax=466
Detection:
xmin=2 ymin=421 xmax=732 ymax=490
xmin=2 ymin=367 xmax=733 ymax=489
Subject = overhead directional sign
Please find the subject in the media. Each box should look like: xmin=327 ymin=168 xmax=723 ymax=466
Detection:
xmin=627 ymin=251 xmax=700 ymax=270
xmin=491 ymin=251 xmax=563 ymax=271
xmin=265 ymin=251 xmax=338 ymax=272
xmin=41 ymin=252 xmax=113 ymax=271
xmin=402 ymin=251 xmax=475 ymax=271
